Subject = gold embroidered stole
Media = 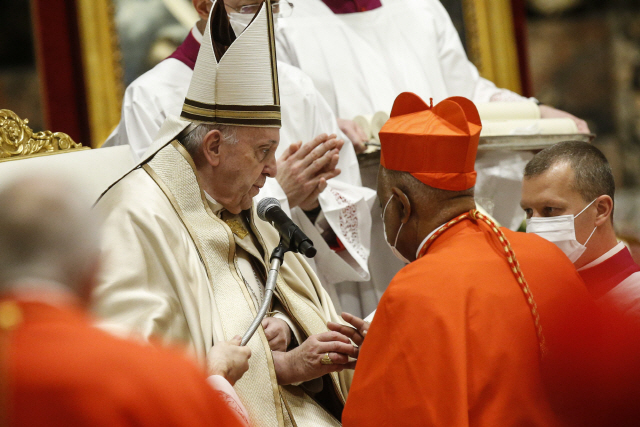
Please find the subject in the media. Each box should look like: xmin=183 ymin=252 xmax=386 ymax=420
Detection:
xmin=144 ymin=141 xmax=343 ymax=427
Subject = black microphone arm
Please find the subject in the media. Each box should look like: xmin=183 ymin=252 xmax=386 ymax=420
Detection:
xmin=257 ymin=197 xmax=317 ymax=258
xmin=241 ymin=198 xmax=317 ymax=346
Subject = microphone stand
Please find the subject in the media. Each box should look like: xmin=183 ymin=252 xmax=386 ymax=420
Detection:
xmin=241 ymin=240 xmax=288 ymax=346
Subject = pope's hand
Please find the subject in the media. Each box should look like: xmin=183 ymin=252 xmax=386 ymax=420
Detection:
xmin=262 ymin=317 xmax=292 ymax=352
xmin=539 ymin=105 xmax=590 ymax=134
xmin=276 ymin=134 xmax=343 ymax=211
xmin=207 ymin=336 xmax=252 ymax=386
xmin=337 ymin=118 xmax=367 ymax=154
xmin=272 ymin=331 xmax=358 ymax=385
xmin=327 ymin=312 xmax=370 ymax=347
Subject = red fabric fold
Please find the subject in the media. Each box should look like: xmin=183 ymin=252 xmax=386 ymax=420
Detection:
xmin=167 ymin=30 xmax=200 ymax=70
xmin=579 ymin=247 xmax=640 ymax=299
xmin=322 ymin=0 xmax=382 ymax=13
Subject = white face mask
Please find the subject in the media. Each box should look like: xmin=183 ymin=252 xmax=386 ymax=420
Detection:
xmin=228 ymin=12 xmax=279 ymax=37
xmin=526 ymin=198 xmax=598 ymax=263
xmin=382 ymin=195 xmax=411 ymax=264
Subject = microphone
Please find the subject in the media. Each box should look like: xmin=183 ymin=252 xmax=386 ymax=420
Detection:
xmin=257 ymin=198 xmax=317 ymax=258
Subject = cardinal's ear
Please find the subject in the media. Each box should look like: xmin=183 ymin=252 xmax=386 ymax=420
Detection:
xmin=392 ymin=187 xmax=411 ymax=224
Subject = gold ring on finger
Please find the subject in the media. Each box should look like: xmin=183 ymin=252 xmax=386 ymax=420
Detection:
xmin=321 ymin=353 xmax=333 ymax=365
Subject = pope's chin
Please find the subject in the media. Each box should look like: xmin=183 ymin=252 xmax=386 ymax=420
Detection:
xmin=231 ymin=188 xmax=258 ymax=213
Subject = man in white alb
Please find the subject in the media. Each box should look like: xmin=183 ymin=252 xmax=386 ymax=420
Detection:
xmin=275 ymin=0 xmax=592 ymax=305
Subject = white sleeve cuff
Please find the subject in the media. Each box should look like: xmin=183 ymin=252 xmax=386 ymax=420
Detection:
xmin=272 ymin=311 xmax=303 ymax=347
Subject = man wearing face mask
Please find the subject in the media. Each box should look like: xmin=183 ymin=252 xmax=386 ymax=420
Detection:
xmin=342 ymin=93 xmax=596 ymax=426
xmin=102 ymin=0 xmax=377 ymax=315
xmin=521 ymin=141 xmax=640 ymax=320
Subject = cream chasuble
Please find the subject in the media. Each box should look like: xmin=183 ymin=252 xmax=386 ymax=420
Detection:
xmin=93 ymin=137 xmax=350 ymax=427
xmin=102 ymin=24 xmax=377 ymax=317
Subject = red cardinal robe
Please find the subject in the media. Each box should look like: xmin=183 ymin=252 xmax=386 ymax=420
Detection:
xmin=343 ymin=219 xmax=596 ymax=427
xmin=0 ymin=295 xmax=248 ymax=427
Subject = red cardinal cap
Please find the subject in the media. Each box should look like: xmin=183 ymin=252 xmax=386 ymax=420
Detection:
xmin=379 ymin=92 xmax=482 ymax=191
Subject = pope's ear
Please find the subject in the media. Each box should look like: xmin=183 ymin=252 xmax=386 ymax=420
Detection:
xmin=192 ymin=0 xmax=212 ymax=21
xmin=392 ymin=187 xmax=411 ymax=224
xmin=202 ymin=129 xmax=224 ymax=167
xmin=594 ymin=195 xmax=614 ymax=227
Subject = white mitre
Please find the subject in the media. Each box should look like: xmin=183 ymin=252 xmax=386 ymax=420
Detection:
xmin=180 ymin=0 xmax=281 ymax=128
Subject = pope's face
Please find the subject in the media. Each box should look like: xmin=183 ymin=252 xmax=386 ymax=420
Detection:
xmin=520 ymin=161 xmax=598 ymax=245
xmin=212 ymin=127 xmax=279 ymax=214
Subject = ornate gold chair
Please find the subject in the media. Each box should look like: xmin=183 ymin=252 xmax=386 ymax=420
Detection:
xmin=0 ymin=109 xmax=135 ymax=202
xmin=0 ymin=109 xmax=87 ymax=161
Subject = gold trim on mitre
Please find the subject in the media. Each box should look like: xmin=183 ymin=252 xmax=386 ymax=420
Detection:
xmin=180 ymin=0 xmax=281 ymax=128
xmin=181 ymin=100 xmax=281 ymax=127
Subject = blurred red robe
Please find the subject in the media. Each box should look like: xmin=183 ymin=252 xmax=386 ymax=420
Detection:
xmin=343 ymin=220 xmax=594 ymax=427
xmin=0 ymin=293 xmax=248 ymax=427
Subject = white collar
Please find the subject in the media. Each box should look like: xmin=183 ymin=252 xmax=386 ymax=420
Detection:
xmin=578 ymin=241 xmax=625 ymax=271
xmin=204 ymin=191 xmax=225 ymax=215
xmin=416 ymin=223 xmax=447 ymax=259
xmin=192 ymin=25 xmax=203 ymax=44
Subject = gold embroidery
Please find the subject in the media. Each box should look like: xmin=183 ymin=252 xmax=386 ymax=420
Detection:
xmin=0 ymin=109 xmax=86 ymax=161
xmin=225 ymin=218 xmax=249 ymax=239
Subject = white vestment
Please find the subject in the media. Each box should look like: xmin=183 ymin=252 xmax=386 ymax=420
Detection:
xmin=275 ymin=0 xmax=523 ymax=119
xmin=93 ymin=133 xmax=351 ymax=426
xmin=103 ymin=27 xmax=377 ymax=315
xmin=276 ymin=0 xmax=533 ymax=307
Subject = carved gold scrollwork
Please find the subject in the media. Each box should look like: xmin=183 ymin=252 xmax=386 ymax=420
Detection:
xmin=0 ymin=109 xmax=86 ymax=161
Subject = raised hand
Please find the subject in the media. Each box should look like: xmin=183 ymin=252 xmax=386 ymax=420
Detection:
xmin=337 ymin=118 xmax=367 ymax=154
xmin=276 ymin=134 xmax=343 ymax=210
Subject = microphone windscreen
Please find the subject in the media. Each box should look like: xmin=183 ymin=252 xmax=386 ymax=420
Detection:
xmin=257 ymin=197 xmax=281 ymax=221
